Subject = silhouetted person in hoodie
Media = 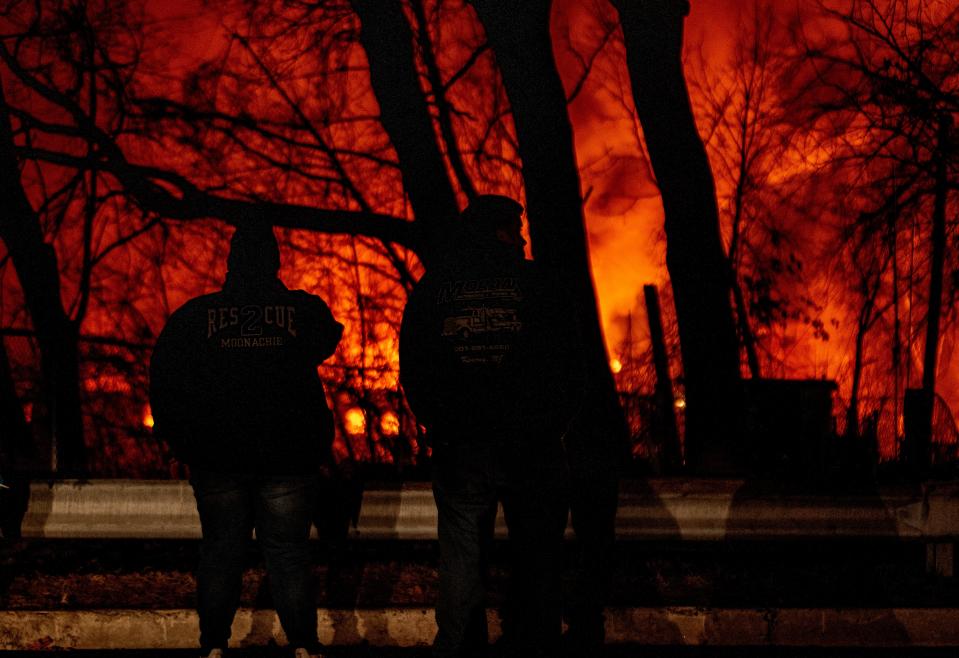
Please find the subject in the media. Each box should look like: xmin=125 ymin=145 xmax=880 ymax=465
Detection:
xmin=400 ymin=195 xmax=583 ymax=658
xmin=150 ymin=222 xmax=343 ymax=658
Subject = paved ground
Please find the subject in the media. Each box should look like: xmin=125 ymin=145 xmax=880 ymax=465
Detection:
xmin=4 ymin=539 xmax=958 ymax=654
xmin=3 ymin=648 xmax=959 ymax=657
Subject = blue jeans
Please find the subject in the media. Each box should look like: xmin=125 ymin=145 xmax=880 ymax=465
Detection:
xmin=431 ymin=437 xmax=569 ymax=658
xmin=190 ymin=470 xmax=320 ymax=652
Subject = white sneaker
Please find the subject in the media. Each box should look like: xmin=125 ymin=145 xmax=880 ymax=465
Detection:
xmin=293 ymin=648 xmax=324 ymax=658
xmin=200 ymin=650 xmax=224 ymax=658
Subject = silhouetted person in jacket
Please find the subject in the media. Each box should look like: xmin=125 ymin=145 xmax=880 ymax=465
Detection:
xmin=400 ymin=195 xmax=583 ymax=658
xmin=150 ymin=222 xmax=343 ymax=658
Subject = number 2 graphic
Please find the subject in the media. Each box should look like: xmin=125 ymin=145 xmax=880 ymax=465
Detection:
xmin=240 ymin=306 xmax=263 ymax=336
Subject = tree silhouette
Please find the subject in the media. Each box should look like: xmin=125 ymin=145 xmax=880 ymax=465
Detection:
xmin=790 ymin=0 xmax=959 ymax=456
xmin=349 ymin=0 xmax=460 ymax=262
xmin=4 ymin=0 xmax=955 ymax=477
xmin=610 ymin=0 xmax=742 ymax=471
xmin=689 ymin=2 xmax=801 ymax=380
xmin=1 ymin=0 xmax=625 ymax=472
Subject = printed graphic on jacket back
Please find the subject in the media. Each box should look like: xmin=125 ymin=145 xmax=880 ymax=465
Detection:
xmin=437 ymin=276 xmax=523 ymax=366
xmin=206 ymin=303 xmax=297 ymax=349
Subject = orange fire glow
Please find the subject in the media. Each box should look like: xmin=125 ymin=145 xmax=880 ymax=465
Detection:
xmin=344 ymin=408 xmax=367 ymax=436
xmin=142 ymin=406 xmax=155 ymax=429
xmin=0 ymin=0 xmax=955 ymax=475
xmin=380 ymin=411 xmax=400 ymax=437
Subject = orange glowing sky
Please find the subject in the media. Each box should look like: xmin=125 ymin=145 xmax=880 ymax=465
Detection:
xmin=557 ymin=0 xmax=741 ymax=358
xmin=556 ymin=0 xmax=959 ymax=451
xmin=143 ymin=0 xmax=954 ymax=416
xmin=139 ymin=0 xmax=755 ymax=370
xmin=9 ymin=0 xmax=952 ymax=464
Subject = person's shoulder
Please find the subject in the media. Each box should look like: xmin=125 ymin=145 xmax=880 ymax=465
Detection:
xmin=520 ymin=257 xmax=555 ymax=273
xmin=154 ymin=292 xmax=221 ymax=349
xmin=286 ymin=288 xmax=332 ymax=309
xmin=167 ymin=291 xmax=221 ymax=323
xmin=520 ymin=259 xmax=562 ymax=285
xmin=411 ymin=267 xmax=437 ymax=288
xmin=410 ymin=266 xmax=454 ymax=307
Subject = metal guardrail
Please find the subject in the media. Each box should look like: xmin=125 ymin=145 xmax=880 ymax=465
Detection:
xmin=15 ymin=478 xmax=959 ymax=576
xmin=618 ymin=479 xmax=959 ymax=541
xmin=20 ymin=479 xmax=959 ymax=540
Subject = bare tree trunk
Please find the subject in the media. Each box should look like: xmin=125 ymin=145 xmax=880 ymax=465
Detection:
xmin=0 ymin=339 xmax=31 ymax=464
xmin=610 ymin=0 xmax=741 ymax=472
xmin=847 ymin=306 xmax=872 ymax=439
xmin=727 ymin=85 xmax=762 ymax=380
xmin=890 ymin=213 xmax=902 ymax=447
xmin=920 ymin=117 xmax=950 ymax=439
xmin=469 ymin=0 xmax=626 ymax=446
xmin=0 ymin=84 xmax=85 ymax=475
xmin=732 ymin=277 xmax=761 ymax=378
xmin=469 ymin=1 xmax=625 ymax=646
xmin=644 ymin=285 xmax=680 ymax=470
xmin=350 ymin=0 xmax=461 ymax=263
xmin=408 ymin=0 xmax=478 ymax=202
xmin=729 ymin=144 xmax=761 ymax=379
xmin=0 ymin=337 xmax=32 ymax=538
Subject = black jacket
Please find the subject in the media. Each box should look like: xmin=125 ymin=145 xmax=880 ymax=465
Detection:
xmin=149 ymin=275 xmax=343 ymax=474
xmin=400 ymin=237 xmax=584 ymax=443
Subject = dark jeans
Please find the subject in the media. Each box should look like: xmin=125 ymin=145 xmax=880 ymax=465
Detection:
xmin=431 ymin=437 xmax=568 ymax=658
xmin=190 ymin=470 xmax=319 ymax=652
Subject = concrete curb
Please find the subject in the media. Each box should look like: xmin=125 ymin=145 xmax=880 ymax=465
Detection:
xmin=2 ymin=607 xmax=959 ymax=649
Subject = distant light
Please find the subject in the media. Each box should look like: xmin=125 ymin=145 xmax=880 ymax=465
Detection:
xmin=380 ymin=411 xmax=400 ymax=437
xmin=143 ymin=405 xmax=155 ymax=429
xmin=610 ymin=358 xmax=623 ymax=374
xmin=345 ymin=407 xmax=367 ymax=435
xmin=674 ymin=398 xmax=686 ymax=409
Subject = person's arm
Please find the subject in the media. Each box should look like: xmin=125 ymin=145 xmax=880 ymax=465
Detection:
xmin=149 ymin=316 xmax=192 ymax=462
xmin=399 ymin=281 xmax=437 ymax=428
xmin=304 ymin=296 xmax=344 ymax=364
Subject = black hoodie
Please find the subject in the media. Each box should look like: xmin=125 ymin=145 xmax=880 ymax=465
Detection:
xmin=149 ymin=231 xmax=343 ymax=475
xmin=400 ymin=235 xmax=584 ymax=444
